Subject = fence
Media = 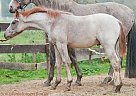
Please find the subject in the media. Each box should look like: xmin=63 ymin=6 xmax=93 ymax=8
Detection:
xmin=0 ymin=23 xmax=105 ymax=70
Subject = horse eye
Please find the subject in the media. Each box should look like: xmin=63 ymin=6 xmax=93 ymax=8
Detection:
xmin=12 ymin=20 xmax=18 ymax=24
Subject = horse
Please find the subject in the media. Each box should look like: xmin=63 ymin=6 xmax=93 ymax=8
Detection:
xmin=5 ymin=7 xmax=126 ymax=92
xmin=8 ymin=0 xmax=135 ymax=85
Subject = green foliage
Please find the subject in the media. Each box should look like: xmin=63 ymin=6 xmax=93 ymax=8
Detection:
xmin=7 ymin=54 xmax=16 ymax=62
xmin=78 ymin=59 xmax=110 ymax=76
xmin=0 ymin=30 xmax=46 ymax=44
xmin=4 ymin=53 xmax=46 ymax=63
xmin=0 ymin=69 xmax=46 ymax=84
xmin=20 ymin=53 xmax=32 ymax=63
xmin=0 ymin=58 xmax=126 ymax=84
xmin=36 ymin=53 xmax=46 ymax=63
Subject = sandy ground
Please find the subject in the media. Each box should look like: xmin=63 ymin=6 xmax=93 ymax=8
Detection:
xmin=0 ymin=71 xmax=136 ymax=96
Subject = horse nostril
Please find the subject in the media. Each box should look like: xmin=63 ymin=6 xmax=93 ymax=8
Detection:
xmin=10 ymin=6 xmax=13 ymax=10
xmin=4 ymin=34 xmax=6 ymax=39
xmin=9 ymin=6 xmax=14 ymax=13
xmin=4 ymin=34 xmax=7 ymax=39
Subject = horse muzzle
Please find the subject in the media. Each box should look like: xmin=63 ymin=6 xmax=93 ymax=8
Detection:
xmin=4 ymin=34 xmax=10 ymax=40
xmin=9 ymin=6 xmax=16 ymax=13
xmin=4 ymin=30 xmax=13 ymax=40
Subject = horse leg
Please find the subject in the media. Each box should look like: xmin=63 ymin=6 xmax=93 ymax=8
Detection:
xmin=68 ymin=48 xmax=82 ymax=86
xmin=101 ymin=65 xmax=114 ymax=85
xmin=55 ymin=42 xmax=73 ymax=91
xmin=105 ymin=48 xmax=122 ymax=93
xmin=44 ymin=44 xmax=55 ymax=86
xmin=102 ymin=59 xmax=122 ymax=85
xmin=45 ymin=35 xmax=50 ymax=72
xmin=51 ymin=46 xmax=62 ymax=90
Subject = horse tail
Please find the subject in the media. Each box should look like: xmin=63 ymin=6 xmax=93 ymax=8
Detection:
xmin=118 ymin=22 xmax=126 ymax=59
xmin=126 ymin=20 xmax=136 ymax=78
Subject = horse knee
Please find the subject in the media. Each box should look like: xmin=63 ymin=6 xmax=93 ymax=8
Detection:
xmin=62 ymin=58 xmax=71 ymax=64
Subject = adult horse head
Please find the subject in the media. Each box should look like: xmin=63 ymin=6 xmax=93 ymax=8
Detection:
xmin=9 ymin=0 xmax=32 ymax=13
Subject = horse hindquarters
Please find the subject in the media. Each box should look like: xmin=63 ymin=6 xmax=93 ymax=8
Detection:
xmin=102 ymin=22 xmax=126 ymax=92
xmin=113 ymin=22 xmax=126 ymax=92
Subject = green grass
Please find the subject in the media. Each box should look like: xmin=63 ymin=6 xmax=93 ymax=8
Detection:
xmin=0 ymin=30 xmax=46 ymax=44
xmin=2 ymin=53 xmax=46 ymax=63
xmin=0 ymin=58 xmax=126 ymax=84
xmin=0 ymin=69 xmax=47 ymax=84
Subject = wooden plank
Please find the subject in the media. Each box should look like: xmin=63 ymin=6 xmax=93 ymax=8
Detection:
xmin=0 ymin=62 xmax=47 ymax=70
xmin=75 ymin=48 xmax=90 ymax=61
xmin=0 ymin=23 xmax=38 ymax=31
xmin=36 ymin=62 xmax=47 ymax=69
xmin=0 ymin=23 xmax=9 ymax=31
xmin=0 ymin=62 xmax=37 ymax=70
xmin=75 ymin=48 xmax=105 ymax=61
xmin=0 ymin=44 xmax=48 ymax=53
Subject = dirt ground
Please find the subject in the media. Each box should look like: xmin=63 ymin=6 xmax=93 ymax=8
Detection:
xmin=0 ymin=71 xmax=136 ymax=96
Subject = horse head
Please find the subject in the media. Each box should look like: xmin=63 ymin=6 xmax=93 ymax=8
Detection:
xmin=5 ymin=11 xmax=25 ymax=40
xmin=9 ymin=0 xmax=31 ymax=13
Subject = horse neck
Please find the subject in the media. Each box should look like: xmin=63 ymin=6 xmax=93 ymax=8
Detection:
xmin=31 ymin=0 xmax=48 ymax=6
xmin=31 ymin=0 xmax=76 ymax=11
xmin=24 ymin=13 xmax=54 ymax=34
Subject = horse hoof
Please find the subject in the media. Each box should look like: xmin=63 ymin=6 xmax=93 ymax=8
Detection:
xmin=99 ymin=82 xmax=106 ymax=87
xmin=102 ymin=77 xmax=112 ymax=84
xmin=44 ymin=81 xmax=51 ymax=87
xmin=108 ymin=79 xmax=114 ymax=85
xmin=75 ymin=80 xmax=82 ymax=86
xmin=113 ymin=84 xmax=122 ymax=93
xmin=50 ymin=85 xmax=56 ymax=90
xmin=65 ymin=86 xmax=71 ymax=91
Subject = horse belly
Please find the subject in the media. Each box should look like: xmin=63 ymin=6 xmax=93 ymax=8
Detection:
xmin=67 ymin=24 xmax=98 ymax=48
xmin=68 ymin=37 xmax=98 ymax=48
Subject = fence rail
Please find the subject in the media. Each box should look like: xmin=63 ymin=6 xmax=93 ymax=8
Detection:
xmin=0 ymin=44 xmax=47 ymax=53
xmin=0 ymin=23 xmax=38 ymax=31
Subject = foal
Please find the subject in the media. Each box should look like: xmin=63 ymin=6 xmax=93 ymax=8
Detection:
xmin=5 ymin=7 xmax=126 ymax=92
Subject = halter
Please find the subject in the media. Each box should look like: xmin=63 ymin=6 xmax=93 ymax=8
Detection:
xmin=16 ymin=0 xmax=32 ymax=9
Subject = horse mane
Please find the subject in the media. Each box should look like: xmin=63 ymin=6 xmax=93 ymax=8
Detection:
xmin=15 ymin=7 xmax=61 ymax=18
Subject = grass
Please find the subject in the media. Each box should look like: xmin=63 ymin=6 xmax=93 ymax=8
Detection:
xmin=0 ymin=58 xmax=126 ymax=84
xmin=0 ymin=69 xmax=47 ymax=84
xmin=0 ymin=30 xmax=46 ymax=44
